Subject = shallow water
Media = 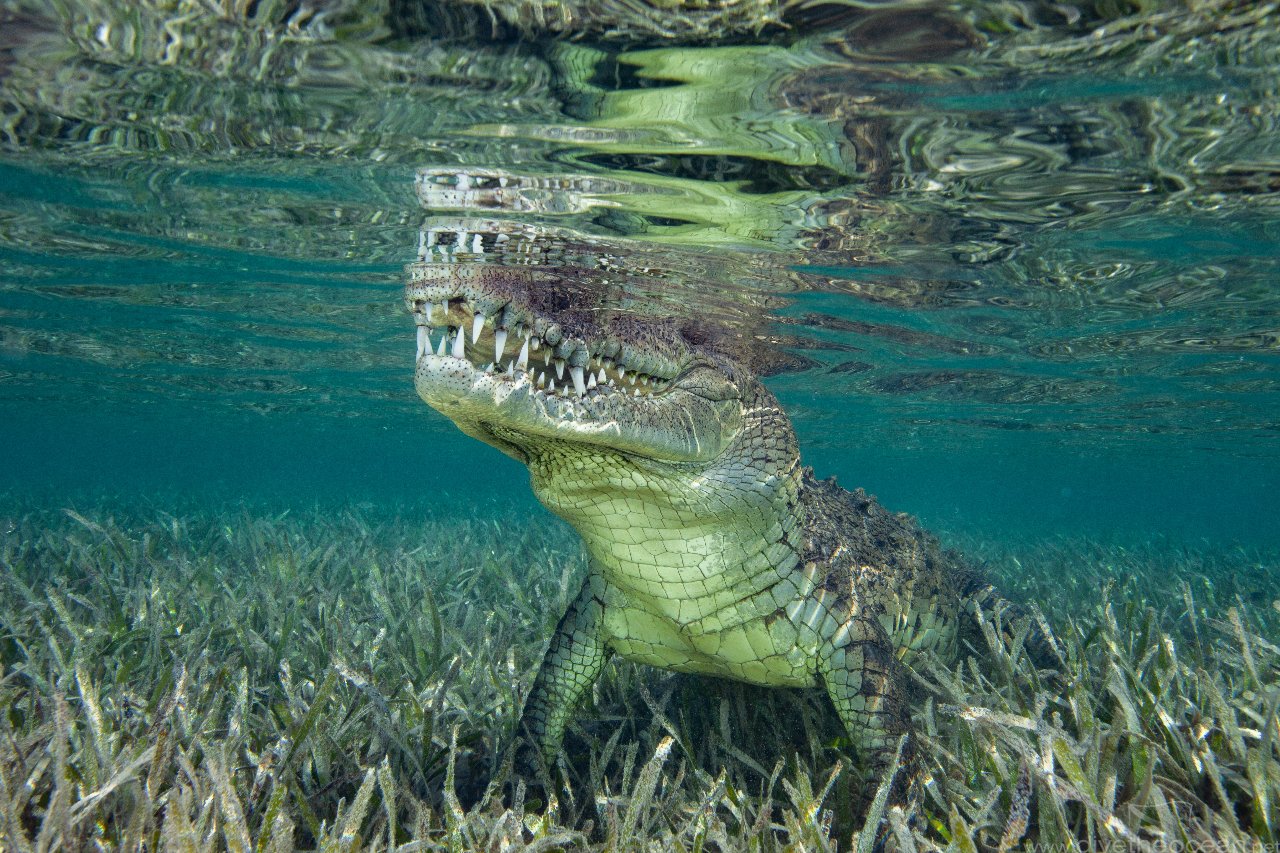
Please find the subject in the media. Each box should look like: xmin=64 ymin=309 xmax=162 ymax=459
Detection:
xmin=2 ymin=5 xmax=1280 ymax=850
xmin=1 ymin=0 xmax=1278 ymax=547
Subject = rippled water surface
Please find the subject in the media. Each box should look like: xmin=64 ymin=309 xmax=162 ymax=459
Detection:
xmin=1 ymin=0 xmax=1277 ymax=544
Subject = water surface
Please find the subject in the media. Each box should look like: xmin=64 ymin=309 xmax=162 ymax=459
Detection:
xmin=1 ymin=0 xmax=1277 ymax=546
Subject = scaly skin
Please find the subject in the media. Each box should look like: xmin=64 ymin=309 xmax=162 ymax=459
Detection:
xmin=404 ymin=258 xmax=999 ymax=788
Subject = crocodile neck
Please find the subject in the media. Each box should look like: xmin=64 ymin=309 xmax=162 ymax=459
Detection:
xmin=523 ymin=387 xmax=804 ymax=627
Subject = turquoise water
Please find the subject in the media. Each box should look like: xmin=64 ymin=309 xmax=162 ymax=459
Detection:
xmin=1 ymin=0 xmax=1278 ymax=548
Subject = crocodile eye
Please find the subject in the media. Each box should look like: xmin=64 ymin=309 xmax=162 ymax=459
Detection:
xmin=680 ymin=323 xmax=712 ymax=347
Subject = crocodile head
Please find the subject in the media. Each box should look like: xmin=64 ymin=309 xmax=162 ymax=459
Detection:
xmin=403 ymin=259 xmax=800 ymax=535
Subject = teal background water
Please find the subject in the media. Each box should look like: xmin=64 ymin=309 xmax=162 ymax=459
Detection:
xmin=1 ymin=1 xmax=1277 ymax=549
xmin=5 ymin=396 xmax=1276 ymax=547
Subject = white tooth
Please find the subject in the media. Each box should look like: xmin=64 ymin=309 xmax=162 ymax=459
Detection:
xmin=554 ymin=359 xmax=565 ymax=380
xmin=452 ymin=327 xmax=465 ymax=359
xmin=494 ymin=328 xmax=507 ymax=362
xmin=416 ymin=326 xmax=428 ymax=359
xmin=586 ymin=372 xmax=597 ymax=390
xmin=606 ymin=376 xmax=615 ymax=387
xmin=471 ymin=234 xmax=483 ymax=254
xmin=641 ymin=375 xmax=650 ymax=386
xmin=597 ymin=368 xmax=607 ymax=384
xmin=498 ymin=176 xmax=508 ymax=187
xmin=516 ymin=336 xmax=530 ymax=370
xmin=633 ymin=388 xmax=641 ymax=397
xmin=537 ymin=372 xmax=546 ymax=388
xmin=426 ymin=302 xmax=437 ymax=323
xmin=571 ymin=365 xmax=586 ymax=396
xmin=505 ymin=361 xmax=515 ymax=377
xmin=436 ymin=334 xmax=447 ymax=357
xmin=471 ymin=313 xmax=485 ymax=344
xmin=485 ymin=362 xmax=495 ymax=373
xmin=496 ymin=233 xmax=509 ymax=242
xmin=548 ymin=378 xmax=556 ymax=393
xmin=530 ymin=337 xmax=540 ymax=351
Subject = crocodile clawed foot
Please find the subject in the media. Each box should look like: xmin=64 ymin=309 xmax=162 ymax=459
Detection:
xmin=495 ymin=773 xmax=544 ymax=819
xmin=500 ymin=738 xmax=552 ymax=812
xmin=854 ymin=734 xmax=924 ymax=843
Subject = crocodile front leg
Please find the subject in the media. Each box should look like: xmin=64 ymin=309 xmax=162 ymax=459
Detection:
xmin=516 ymin=576 xmax=611 ymax=774
xmin=817 ymin=611 xmax=914 ymax=788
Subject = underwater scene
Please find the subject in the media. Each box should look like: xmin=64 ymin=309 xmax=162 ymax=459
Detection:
xmin=1 ymin=0 xmax=1278 ymax=849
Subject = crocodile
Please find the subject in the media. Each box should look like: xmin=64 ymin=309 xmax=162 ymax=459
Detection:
xmin=403 ymin=258 xmax=1025 ymax=794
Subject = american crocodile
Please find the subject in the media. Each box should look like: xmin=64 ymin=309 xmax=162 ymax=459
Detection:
xmin=404 ymin=259 xmax=1030 ymax=794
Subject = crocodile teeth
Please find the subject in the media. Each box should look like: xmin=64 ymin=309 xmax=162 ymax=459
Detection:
xmin=570 ymin=365 xmax=586 ymax=396
xmin=452 ymin=327 xmax=465 ymax=359
xmin=548 ymin=378 xmax=556 ymax=393
xmin=516 ymin=336 xmax=530 ymax=370
xmin=554 ymin=359 xmax=565 ymax=380
xmin=505 ymin=360 xmax=515 ymax=377
xmin=537 ymin=372 xmax=546 ymax=388
xmin=436 ymin=333 xmax=447 ymax=357
xmin=471 ymin=313 xmax=485 ymax=344
xmin=494 ymin=328 xmax=507 ymax=363
xmin=416 ymin=326 xmax=428 ymax=360
xmin=586 ymin=371 xmax=597 ymax=390
xmin=596 ymin=368 xmax=607 ymax=385
xmin=425 ymin=302 xmax=437 ymax=323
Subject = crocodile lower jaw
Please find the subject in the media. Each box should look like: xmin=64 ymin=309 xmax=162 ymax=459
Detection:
xmin=409 ymin=297 xmax=682 ymax=455
xmin=406 ymin=270 xmax=704 ymax=461
xmin=404 ymin=265 xmax=748 ymax=464
xmin=409 ymin=301 xmax=670 ymax=405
